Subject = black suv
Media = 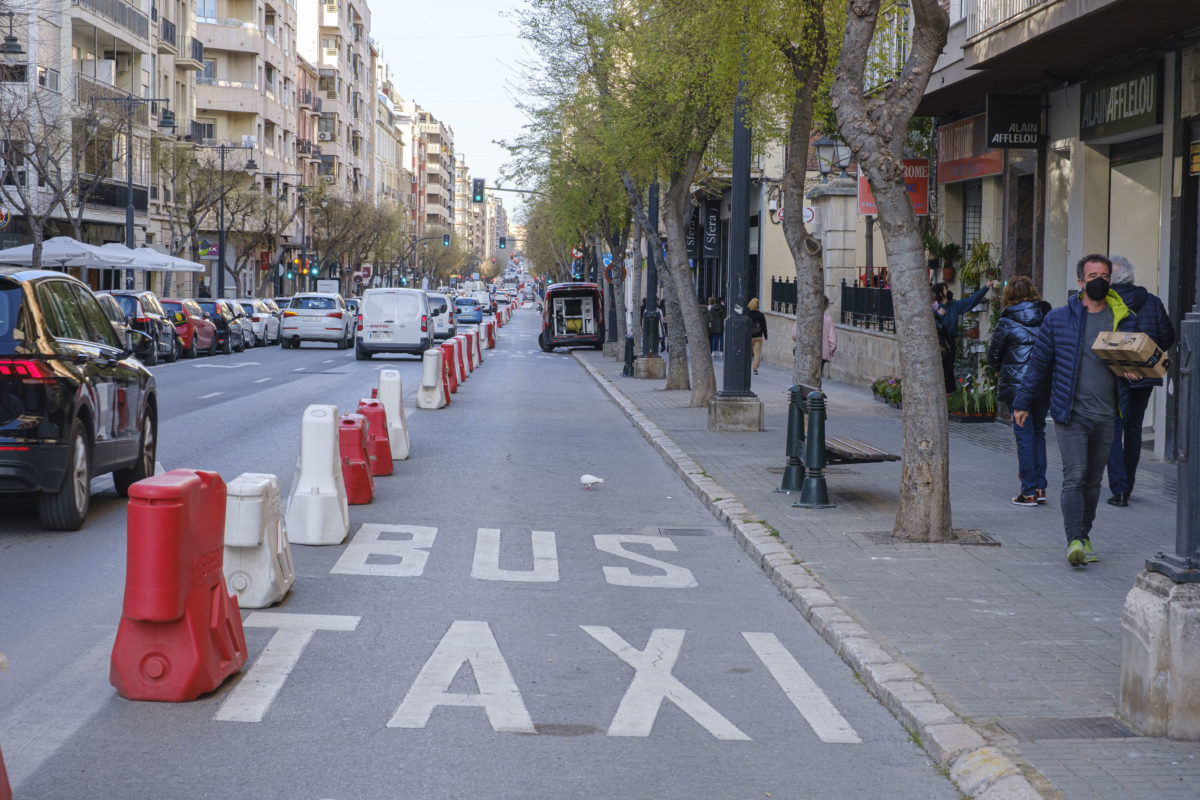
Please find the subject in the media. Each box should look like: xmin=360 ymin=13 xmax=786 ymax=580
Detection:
xmin=105 ymin=290 xmax=179 ymax=365
xmin=0 ymin=269 xmax=158 ymax=530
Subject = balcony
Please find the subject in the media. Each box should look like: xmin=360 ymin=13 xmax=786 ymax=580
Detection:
xmin=157 ymin=18 xmax=177 ymax=53
xmin=72 ymin=0 xmax=150 ymax=41
xmin=177 ymin=37 xmax=204 ymax=70
xmin=298 ymin=88 xmax=313 ymax=108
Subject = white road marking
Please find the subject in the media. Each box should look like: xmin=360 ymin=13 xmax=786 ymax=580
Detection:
xmin=593 ymin=535 xmax=698 ymax=588
xmin=330 ymin=524 xmax=437 ymax=576
xmin=471 ymin=529 xmax=558 ymax=582
xmin=194 ymin=362 xmax=261 ymax=369
xmin=387 ymin=620 xmax=535 ymax=733
xmin=215 ymin=612 xmax=361 ymax=723
xmin=323 ymin=359 xmax=335 ymax=364
xmin=742 ymin=633 xmax=862 ymax=744
xmin=254 ymin=377 xmax=272 ymax=384
xmin=582 ymin=626 xmax=750 ymax=740
xmin=292 ymin=367 xmax=306 ymax=372
xmin=0 ymin=639 xmax=114 ymax=790
xmin=199 ymin=391 xmax=224 ymax=399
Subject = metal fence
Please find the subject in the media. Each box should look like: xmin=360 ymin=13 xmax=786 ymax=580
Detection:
xmin=770 ymin=275 xmax=796 ymax=315
xmin=840 ymin=278 xmax=894 ymax=332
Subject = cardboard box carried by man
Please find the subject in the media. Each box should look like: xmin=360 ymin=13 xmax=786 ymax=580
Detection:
xmin=1092 ymin=331 xmax=1170 ymax=379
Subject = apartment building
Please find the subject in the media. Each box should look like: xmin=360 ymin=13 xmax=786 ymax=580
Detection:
xmin=373 ymin=60 xmax=405 ymax=213
xmin=394 ymin=97 xmax=427 ymax=241
xmin=420 ymin=111 xmax=454 ymax=231
xmin=920 ymin=0 xmax=1200 ymax=459
xmin=452 ymin=158 xmax=476 ymax=256
xmin=297 ymin=0 xmax=374 ymax=199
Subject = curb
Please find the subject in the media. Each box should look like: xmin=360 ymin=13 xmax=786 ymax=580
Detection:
xmin=574 ymin=353 xmax=1050 ymax=800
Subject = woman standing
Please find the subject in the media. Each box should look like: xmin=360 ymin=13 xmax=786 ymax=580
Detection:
xmin=987 ymin=277 xmax=1052 ymax=507
xmin=747 ymin=298 xmax=768 ymax=375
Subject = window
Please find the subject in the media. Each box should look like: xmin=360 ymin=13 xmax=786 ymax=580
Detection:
xmin=196 ymin=0 xmax=217 ymax=18
xmin=73 ymin=286 xmax=121 ymax=348
xmin=36 ymin=282 xmax=91 ymax=342
xmin=201 ymin=60 xmax=216 ymax=80
xmin=962 ymin=180 xmax=982 ymax=249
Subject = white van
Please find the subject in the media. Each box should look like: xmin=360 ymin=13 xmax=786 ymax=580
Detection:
xmin=355 ymin=288 xmax=439 ymax=360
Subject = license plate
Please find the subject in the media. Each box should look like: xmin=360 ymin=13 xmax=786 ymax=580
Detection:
xmin=369 ymin=332 xmax=389 ymax=340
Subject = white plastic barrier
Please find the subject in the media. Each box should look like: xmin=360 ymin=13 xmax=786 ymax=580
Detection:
xmin=284 ymin=404 xmax=350 ymax=545
xmin=417 ymin=349 xmax=447 ymax=409
xmin=451 ymin=336 xmax=467 ymax=383
xmin=377 ymin=369 xmax=411 ymax=460
xmin=223 ymin=473 xmax=295 ymax=608
xmin=474 ymin=327 xmax=484 ymax=365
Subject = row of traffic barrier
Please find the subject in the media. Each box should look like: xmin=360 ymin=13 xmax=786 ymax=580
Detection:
xmin=108 ymin=319 xmax=503 ymax=703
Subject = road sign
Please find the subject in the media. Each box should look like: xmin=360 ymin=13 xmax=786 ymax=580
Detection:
xmin=0 ymin=207 xmax=10 ymax=229
xmin=604 ymin=265 xmax=626 ymax=283
xmin=572 ymin=247 xmax=584 ymax=259
xmin=603 ymin=253 xmax=613 ymax=267
xmin=260 ymin=251 xmax=271 ymax=271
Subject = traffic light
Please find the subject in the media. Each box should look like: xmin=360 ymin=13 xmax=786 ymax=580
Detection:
xmin=472 ymin=178 xmax=485 ymax=203
xmin=442 ymin=233 xmax=451 ymax=247
xmin=498 ymin=236 xmax=506 ymax=249
xmin=287 ymin=258 xmax=297 ymax=280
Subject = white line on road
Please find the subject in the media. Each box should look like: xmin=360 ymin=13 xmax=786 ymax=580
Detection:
xmin=254 ymin=377 xmax=272 ymax=384
xmin=323 ymin=359 xmax=335 ymax=363
xmin=292 ymin=367 xmax=306 ymax=372
xmin=194 ymin=362 xmax=261 ymax=369
xmin=199 ymin=392 xmax=224 ymax=399
xmin=215 ymin=612 xmax=360 ymax=723
xmin=742 ymin=632 xmax=862 ymax=744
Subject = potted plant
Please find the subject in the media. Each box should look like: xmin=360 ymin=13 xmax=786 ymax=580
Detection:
xmin=948 ymin=377 xmax=996 ymax=422
xmin=959 ymin=240 xmax=996 ymax=288
xmin=940 ymin=241 xmax=962 ymax=283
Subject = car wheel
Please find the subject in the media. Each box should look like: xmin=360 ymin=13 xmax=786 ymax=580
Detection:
xmin=539 ymin=332 xmax=554 ymax=352
xmin=112 ymin=407 xmax=156 ymax=497
xmin=37 ymin=419 xmax=91 ymax=531
xmin=166 ymin=336 xmax=180 ymax=363
xmin=144 ymin=343 xmax=159 ymax=366
xmin=355 ymin=342 xmax=371 ymax=360
xmin=208 ymin=333 xmax=219 ymax=356
xmin=222 ymin=334 xmax=233 ymax=355
xmin=235 ymin=332 xmax=246 ymax=352
xmin=185 ymin=335 xmax=198 ymax=359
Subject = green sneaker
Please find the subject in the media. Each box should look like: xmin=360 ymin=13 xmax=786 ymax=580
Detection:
xmin=1082 ymin=540 xmax=1100 ymax=563
xmin=1067 ymin=539 xmax=1086 ymax=566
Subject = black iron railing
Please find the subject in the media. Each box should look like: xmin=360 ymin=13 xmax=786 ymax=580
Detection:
xmin=770 ymin=275 xmax=796 ymax=315
xmin=159 ymin=18 xmax=176 ymax=49
xmin=840 ymin=278 xmax=894 ymax=332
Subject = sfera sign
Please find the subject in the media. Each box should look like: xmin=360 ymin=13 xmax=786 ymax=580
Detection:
xmin=1080 ymin=62 xmax=1162 ymax=140
xmin=986 ymin=94 xmax=1042 ymax=148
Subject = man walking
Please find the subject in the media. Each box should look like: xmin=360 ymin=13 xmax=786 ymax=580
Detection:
xmin=1012 ymin=254 xmax=1137 ymax=566
xmin=1105 ymin=255 xmax=1174 ymax=507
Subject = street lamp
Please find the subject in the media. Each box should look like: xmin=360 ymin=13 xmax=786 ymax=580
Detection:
xmin=93 ymin=95 xmax=175 ymax=288
xmin=194 ymin=143 xmax=257 ymax=298
xmin=267 ymin=171 xmax=304 ymax=294
xmin=1 ymin=11 xmax=24 ymax=60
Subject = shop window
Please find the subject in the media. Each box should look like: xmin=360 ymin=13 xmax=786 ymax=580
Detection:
xmin=962 ymin=180 xmax=982 ymax=248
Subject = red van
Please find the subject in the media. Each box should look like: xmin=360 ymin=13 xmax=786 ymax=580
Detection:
xmin=538 ymin=282 xmax=604 ymax=351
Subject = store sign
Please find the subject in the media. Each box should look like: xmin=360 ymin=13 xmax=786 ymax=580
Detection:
xmin=986 ymin=94 xmax=1042 ymax=148
xmin=858 ymin=159 xmax=929 ymax=216
xmin=1080 ymin=62 xmax=1162 ymax=140
xmin=684 ymin=208 xmax=698 ymax=258
xmin=701 ymin=206 xmax=719 ymax=258
xmin=937 ymin=114 xmax=1003 ymax=184
xmin=259 ymin=251 xmax=271 ymax=271
xmin=1190 ymin=141 xmax=1200 ymax=177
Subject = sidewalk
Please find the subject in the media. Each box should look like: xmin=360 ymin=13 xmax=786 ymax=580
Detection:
xmin=574 ymin=348 xmax=1200 ymax=800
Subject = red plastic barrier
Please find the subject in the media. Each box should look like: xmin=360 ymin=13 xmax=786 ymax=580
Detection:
xmin=338 ymin=414 xmax=375 ymax=504
xmin=441 ymin=350 xmax=452 ymax=405
xmin=110 ymin=469 xmax=247 ymax=702
xmin=495 ymin=311 xmax=504 ymax=329
xmin=355 ymin=399 xmax=393 ymax=476
xmin=1 ymin=744 xmax=11 ymax=800
xmin=485 ymin=321 xmax=496 ymax=349
xmin=440 ymin=342 xmax=458 ymax=395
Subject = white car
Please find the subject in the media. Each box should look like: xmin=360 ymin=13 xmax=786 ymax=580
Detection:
xmin=426 ymin=291 xmax=457 ymax=339
xmin=472 ymin=289 xmax=494 ymax=314
xmin=235 ymin=298 xmax=281 ymax=346
xmin=281 ymin=292 xmax=354 ymax=349
xmin=355 ymin=287 xmax=439 ymax=359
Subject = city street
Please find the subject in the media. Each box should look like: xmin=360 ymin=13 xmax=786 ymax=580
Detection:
xmin=0 ymin=311 xmax=958 ymax=799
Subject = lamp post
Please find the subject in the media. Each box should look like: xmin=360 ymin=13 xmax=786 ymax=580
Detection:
xmin=194 ymin=143 xmax=257 ymax=298
xmin=1 ymin=11 xmax=24 ymax=61
xmin=268 ymin=171 xmax=304 ymax=294
xmin=93 ymin=95 xmax=175 ymax=288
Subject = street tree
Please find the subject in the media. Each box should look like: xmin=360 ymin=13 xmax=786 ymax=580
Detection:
xmin=831 ymin=0 xmax=951 ymax=541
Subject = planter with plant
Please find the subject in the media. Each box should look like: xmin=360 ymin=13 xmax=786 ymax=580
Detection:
xmin=948 ymin=376 xmax=996 ymax=422
xmin=870 ymin=376 xmax=902 ymax=408
xmin=959 ymin=239 xmax=999 ymax=289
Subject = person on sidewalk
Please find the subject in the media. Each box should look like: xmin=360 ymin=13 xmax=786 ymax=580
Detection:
xmin=707 ymin=297 xmax=725 ymax=356
xmin=934 ymin=281 xmax=993 ymax=394
xmin=1105 ymin=255 xmax=1175 ymax=507
xmin=791 ymin=296 xmax=838 ymax=374
xmin=987 ymin=277 xmax=1052 ymax=507
xmin=1012 ymin=254 xmax=1138 ymax=567
xmin=748 ymin=298 xmax=768 ymax=374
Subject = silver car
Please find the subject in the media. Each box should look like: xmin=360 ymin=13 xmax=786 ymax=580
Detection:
xmin=281 ymin=292 xmax=354 ymax=349
xmin=426 ymin=291 xmax=457 ymax=339
xmin=236 ymin=299 xmax=281 ymax=346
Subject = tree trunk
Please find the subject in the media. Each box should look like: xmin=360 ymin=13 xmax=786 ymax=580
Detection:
xmin=604 ymin=225 xmax=630 ymax=345
xmin=664 ymin=163 xmax=716 ymax=406
xmin=630 ymin=227 xmax=643 ymax=340
xmin=832 ymin=0 xmax=951 ymax=542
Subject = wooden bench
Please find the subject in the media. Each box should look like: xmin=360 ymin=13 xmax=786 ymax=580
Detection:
xmin=798 ymin=384 xmax=900 ymax=465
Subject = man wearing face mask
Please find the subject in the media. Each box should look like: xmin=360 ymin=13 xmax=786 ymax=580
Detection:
xmin=1011 ymin=254 xmax=1138 ymax=567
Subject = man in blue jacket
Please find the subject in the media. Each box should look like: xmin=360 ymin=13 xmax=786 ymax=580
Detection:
xmin=1104 ymin=256 xmax=1174 ymax=507
xmin=1012 ymin=254 xmax=1138 ymax=567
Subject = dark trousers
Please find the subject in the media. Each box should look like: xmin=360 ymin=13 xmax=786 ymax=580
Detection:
xmin=1055 ymin=414 xmax=1116 ymax=544
xmin=1013 ymin=395 xmax=1050 ymax=496
xmin=1107 ymin=386 xmax=1153 ymax=496
xmin=941 ymin=347 xmax=956 ymax=394
xmin=710 ymin=332 xmax=723 ymax=352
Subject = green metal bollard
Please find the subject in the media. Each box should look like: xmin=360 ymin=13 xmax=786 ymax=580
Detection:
xmin=775 ymin=385 xmax=805 ymax=493
xmin=793 ymin=390 xmax=835 ymax=508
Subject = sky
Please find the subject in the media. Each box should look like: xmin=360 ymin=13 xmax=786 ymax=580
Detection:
xmin=369 ymin=2 xmax=534 ymax=220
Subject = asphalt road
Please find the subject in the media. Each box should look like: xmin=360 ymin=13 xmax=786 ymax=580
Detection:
xmin=0 ymin=309 xmax=959 ymax=799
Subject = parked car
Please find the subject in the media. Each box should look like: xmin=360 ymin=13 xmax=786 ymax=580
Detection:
xmin=225 ymin=300 xmax=257 ymax=348
xmin=472 ymin=289 xmax=495 ymax=315
xmin=281 ymin=293 xmax=354 ymax=348
xmin=104 ymin=289 xmax=178 ymax=365
xmin=539 ymin=282 xmax=604 ymax=351
xmin=95 ymin=292 xmax=133 ymax=342
xmin=426 ymin=291 xmax=457 ymax=339
xmin=161 ymin=297 xmax=218 ymax=357
xmin=345 ymin=297 xmax=360 ymax=318
xmin=355 ymin=287 xmax=438 ymax=360
xmin=196 ymin=299 xmax=247 ymax=354
xmin=236 ymin=299 xmax=281 ymax=346
xmin=0 ymin=268 xmax=158 ymax=530
xmin=454 ymin=296 xmax=483 ymax=325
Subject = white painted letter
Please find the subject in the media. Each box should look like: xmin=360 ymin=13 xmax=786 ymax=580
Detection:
xmin=330 ymin=524 xmax=437 ymax=576
xmin=743 ymin=632 xmax=861 ymax=743
xmin=594 ymin=535 xmax=697 ymax=588
xmin=216 ymin=612 xmax=361 ymax=723
xmin=471 ymin=528 xmax=559 ymax=582
xmin=582 ymin=626 xmax=748 ymax=740
xmin=388 ymin=620 xmax=535 ymax=733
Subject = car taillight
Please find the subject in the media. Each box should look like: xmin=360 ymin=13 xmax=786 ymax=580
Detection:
xmin=283 ymin=310 xmax=298 ymax=317
xmin=421 ymin=314 xmax=428 ymax=333
xmin=136 ymin=316 xmax=150 ymax=323
xmin=356 ymin=313 xmax=363 ymax=332
xmin=0 ymin=358 xmax=56 ymax=383
xmin=327 ymin=311 xmax=343 ymax=319
xmin=251 ymin=315 xmax=261 ymax=322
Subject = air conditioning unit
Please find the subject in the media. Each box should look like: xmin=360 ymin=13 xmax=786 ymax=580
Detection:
xmin=323 ymin=174 xmax=335 ymax=184
xmin=317 ymin=131 xmax=331 ymax=141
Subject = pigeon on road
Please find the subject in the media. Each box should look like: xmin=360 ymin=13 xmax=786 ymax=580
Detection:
xmin=580 ymin=474 xmax=604 ymax=490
